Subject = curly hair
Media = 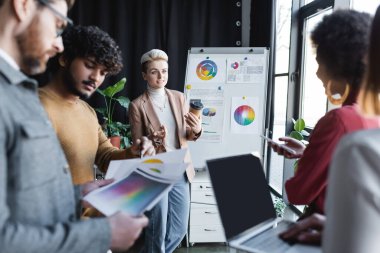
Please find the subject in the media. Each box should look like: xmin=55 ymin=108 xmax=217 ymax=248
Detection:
xmin=311 ymin=10 xmax=372 ymax=90
xmin=61 ymin=25 xmax=123 ymax=75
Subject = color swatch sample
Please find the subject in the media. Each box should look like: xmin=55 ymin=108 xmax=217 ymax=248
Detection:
xmin=230 ymin=61 xmax=239 ymax=69
xmin=142 ymin=159 xmax=164 ymax=174
xmin=143 ymin=159 xmax=163 ymax=164
xmin=234 ymin=105 xmax=255 ymax=126
xmin=196 ymin=60 xmax=218 ymax=80
xmin=202 ymin=107 xmax=217 ymax=117
xmin=93 ymin=171 xmax=169 ymax=215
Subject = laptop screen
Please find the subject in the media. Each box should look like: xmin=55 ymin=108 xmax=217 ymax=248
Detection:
xmin=207 ymin=154 xmax=277 ymax=240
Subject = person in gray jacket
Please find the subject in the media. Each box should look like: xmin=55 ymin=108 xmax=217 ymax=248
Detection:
xmin=0 ymin=0 xmax=148 ymax=252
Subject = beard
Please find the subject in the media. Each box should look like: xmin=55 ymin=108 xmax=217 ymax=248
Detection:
xmin=62 ymin=67 xmax=93 ymax=100
xmin=16 ymin=18 xmax=48 ymax=75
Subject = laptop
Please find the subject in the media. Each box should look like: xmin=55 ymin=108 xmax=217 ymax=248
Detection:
xmin=206 ymin=153 xmax=321 ymax=253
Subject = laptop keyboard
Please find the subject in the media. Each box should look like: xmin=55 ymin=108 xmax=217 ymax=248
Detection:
xmin=241 ymin=220 xmax=293 ymax=253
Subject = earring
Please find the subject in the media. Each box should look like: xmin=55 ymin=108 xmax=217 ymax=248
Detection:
xmin=58 ymin=57 xmax=65 ymax=67
xmin=326 ymin=81 xmax=350 ymax=105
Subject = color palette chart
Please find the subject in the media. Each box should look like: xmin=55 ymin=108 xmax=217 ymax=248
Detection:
xmin=234 ymin=105 xmax=255 ymax=126
xmin=93 ymin=171 xmax=169 ymax=215
xmin=196 ymin=60 xmax=218 ymax=80
xmin=143 ymin=158 xmax=163 ymax=174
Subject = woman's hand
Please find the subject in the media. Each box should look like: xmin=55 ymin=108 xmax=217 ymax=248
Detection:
xmin=148 ymin=125 xmax=166 ymax=147
xmin=131 ymin=136 xmax=156 ymax=157
xmin=185 ymin=112 xmax=202 ymax=134
xmin=153 ymin=125 xmax=166 ymax=140
xmin=270 ymin=136 xmax=305 ymax=159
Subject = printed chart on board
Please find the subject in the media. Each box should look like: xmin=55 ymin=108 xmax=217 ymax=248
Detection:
xmin=184 ymin=47 xmax=269 ymax=169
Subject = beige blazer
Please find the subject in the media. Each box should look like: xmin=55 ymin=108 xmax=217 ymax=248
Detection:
xmin=129 ymin=88 xmax=200 ymax=182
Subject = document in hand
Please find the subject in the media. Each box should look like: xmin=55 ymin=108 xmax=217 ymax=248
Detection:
xmin=83 ymin=149 xmax=189 ymax=216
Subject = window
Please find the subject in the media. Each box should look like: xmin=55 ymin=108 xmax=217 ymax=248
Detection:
xmin=275 ymin=1 xmax=292 ymax=74
xmin=269 ymin=76 xmax=289 ymax=194
xmin=351 ymin=0 xmax=380 ymax=15
xmin=300 ymin=8 xmax=332 ymax=127
xmin=304 ymin=0 xmax=316 ymax=5
xmin=267 ymin=0 xmax=292 ymax=194
xmin=267 ymin=0 xmax=334 ymax=202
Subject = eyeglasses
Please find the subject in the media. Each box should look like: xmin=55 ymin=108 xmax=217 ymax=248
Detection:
xmin=36 ymin=0 xmax=74 ymax=37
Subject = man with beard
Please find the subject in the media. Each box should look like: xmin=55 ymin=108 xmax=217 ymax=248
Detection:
xmin=0 ymin=0 xmax=148 ymax=252
xmin=39 ymin=25 xmax=155 ymax=185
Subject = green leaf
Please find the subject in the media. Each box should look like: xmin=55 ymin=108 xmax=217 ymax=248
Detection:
xmin=273 ymin=196 xmax=286 ymax=218
xmin=293 ymin=160 xmax=299 ymax=173
xmin=107 ymin=122 xmax=121 ymax=136
xmin=96 ymin=89 xmax=106 ymax=96
xmin=294 ymin=118 xmax=305 ymax=132
xmin=116 ymin=96 xmax=130 ymax=109
xmin=103 ymin=78 xmax=126 ymax=98
xmin=290 ymin=131 xmax=303 ymax=141
xmin=94 ymin=77 xmax=132 ymax=141
xmin=95 ymin=107 xmax=107 ymax=116
xmin=120 ymin=136 xmax=131 ymax=149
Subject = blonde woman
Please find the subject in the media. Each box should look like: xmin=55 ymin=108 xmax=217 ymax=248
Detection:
xmin=129 ymin=49 xmax=202 ymax=253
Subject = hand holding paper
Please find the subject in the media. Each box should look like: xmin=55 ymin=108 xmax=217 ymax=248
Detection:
xmin=130 ymin=136 xmax=156 ymax=158
xmin=84 ymin=149 xmax=189 ymax=216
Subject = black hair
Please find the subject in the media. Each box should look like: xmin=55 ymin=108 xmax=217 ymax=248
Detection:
xmin=60 ymin=25 xmax=123 ymax=75
xmin=311 ymin=9 xmax=372 ymax=91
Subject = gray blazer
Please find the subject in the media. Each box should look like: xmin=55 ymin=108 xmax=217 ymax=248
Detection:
xmin=0 ymin=57 xmax=110 ymax=253
xmin=324 ymin=128 xmax=380 ymax=253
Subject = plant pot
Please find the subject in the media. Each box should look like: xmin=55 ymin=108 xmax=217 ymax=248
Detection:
xmin=109 ymin=136 xmax=121 ymax=148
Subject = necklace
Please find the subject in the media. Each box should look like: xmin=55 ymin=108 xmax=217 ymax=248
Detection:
xmin=149 ymin=94 xmax=167 ymax=112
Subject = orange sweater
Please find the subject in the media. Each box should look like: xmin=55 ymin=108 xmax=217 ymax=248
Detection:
xmin=39 ymin=86 xmax=134 ymax=184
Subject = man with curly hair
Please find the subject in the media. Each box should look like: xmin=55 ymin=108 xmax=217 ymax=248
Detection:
xmin=39 ymin=25 xmax=155 ymax=185
xmin=0 ymin=1 xmax=148 ymax=252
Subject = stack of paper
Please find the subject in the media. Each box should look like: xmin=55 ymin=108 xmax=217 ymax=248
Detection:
xmin=83 ymin=149 xmax=189 ymax=216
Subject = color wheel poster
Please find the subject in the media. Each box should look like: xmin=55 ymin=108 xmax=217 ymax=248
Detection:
xmin=187 ymin=56 xmax=226 ymax=84
xmin=226 ymin=56 xmax=265 ymax=84
xmin=230 ymin=97 xmax=259 ymax=134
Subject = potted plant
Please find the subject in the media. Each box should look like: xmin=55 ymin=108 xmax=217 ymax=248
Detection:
xmin=289 ymin=118 xmax=309 ymax=173
xmin=289 ymin=118 xmax=309 ymax=141
xmin=95 ymin=77 xmax=131 ymax=148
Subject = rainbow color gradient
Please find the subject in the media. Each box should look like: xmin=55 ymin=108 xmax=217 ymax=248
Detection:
xmin=196 ymin=60 xmax=218 ymax=80
xmin=234 ymin=105 xmax=255 ymax=126
xmin=94 ymin=171 xmax=169 ymax=215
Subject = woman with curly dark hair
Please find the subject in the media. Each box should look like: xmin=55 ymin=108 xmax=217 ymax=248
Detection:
xmin=280 ymin=7 xmax=380 ymax=250
xmin=270 ymin=10 xmax=380 ymax=216
xmin=39 ymin=25 xmax=155 ymax=186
